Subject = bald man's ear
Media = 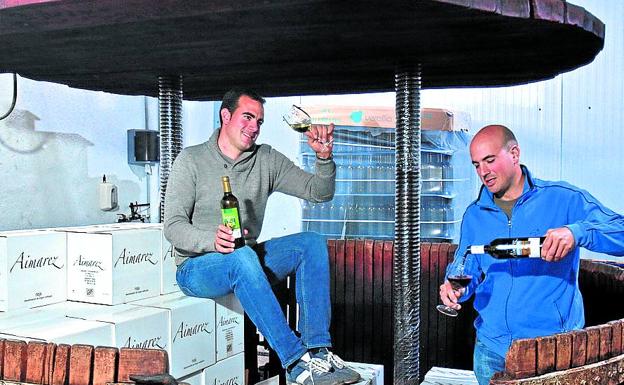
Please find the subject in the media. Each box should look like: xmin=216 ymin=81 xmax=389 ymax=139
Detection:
xmin=221 ymin=108 xmax=231 ymax=126
xmin=509 ymin=144 xmax=520 ymax=164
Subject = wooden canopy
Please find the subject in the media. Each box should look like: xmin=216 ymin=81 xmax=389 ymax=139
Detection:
xmin=0 ymin=0 xmax=605 ymax=100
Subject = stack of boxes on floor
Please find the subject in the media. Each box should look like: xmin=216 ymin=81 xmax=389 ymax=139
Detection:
xmin=0 ymin=223 xmax=244 ymax=385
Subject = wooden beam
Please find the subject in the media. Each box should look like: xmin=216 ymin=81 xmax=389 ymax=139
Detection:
xmin=554 ymin=333 xmax=572 ymax=371
xmin=43 ymin=343 xmax=56 ymax=385
xmin=491 ymin=353 xmax=624 ymax=385
xmin=598 ymin=324 xmax=613 ymax=360
xmin=571 ymin=330 xmax=587 ymax=368
xmin=530 ymin=0 xmax=564 ymax=22
xmin=504 ymin=338 xmax=536 ymax=379
xmin=0 ymin=339 xmax=5 ymax=379
xmin=3 ymin=340 xmax=27 ymax=382
xmin=117 ymin=348 xmax=168 ymax=382
xmin=536 ymin=336 xmax=556 ymax=375
xmin=585 ymin=326 xmax=600 ymax=364
xmin=93 ymin=347 xmax=119 ymax=385
xmin=51 ymin=344 xmax=70 ymax=385
xmin=25 ymin=341 xmax=48 ymax=384
xmin=608 ymin=320 xmax=623 ymax=356
xmin=68 ymin=344 xmax=94 ymax=385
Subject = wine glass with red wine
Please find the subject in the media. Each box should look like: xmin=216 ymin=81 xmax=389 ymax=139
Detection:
xmin=437 ymin=251 xmax=472 ymax=317
xmin=282 ymin=105 xmax=332 ymax=147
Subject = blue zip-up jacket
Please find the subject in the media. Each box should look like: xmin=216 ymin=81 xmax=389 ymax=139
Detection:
xmin=450 ymin=165 xmax=624 ymax=358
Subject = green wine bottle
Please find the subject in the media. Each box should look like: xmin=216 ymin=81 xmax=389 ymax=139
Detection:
xmin=220 ymin=176 xmax=244 ymax=249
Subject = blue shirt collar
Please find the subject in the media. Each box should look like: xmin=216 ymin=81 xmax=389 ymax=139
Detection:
xmin=476 ymin=165 xmax=535 ymax=208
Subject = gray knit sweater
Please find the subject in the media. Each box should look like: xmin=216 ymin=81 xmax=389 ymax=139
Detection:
xmin=163 ymin=129 xmax=336 ymax=265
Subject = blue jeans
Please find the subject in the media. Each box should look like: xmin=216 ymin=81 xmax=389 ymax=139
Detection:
xmin=175 ymin=231 xmax=331 ymax=368
xmin=473 ymin=339 xmax=506 ymax=385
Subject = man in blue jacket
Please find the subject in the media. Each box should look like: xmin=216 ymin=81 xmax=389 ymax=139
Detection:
xmin=439 ymin=124 xmax=624 ymax=385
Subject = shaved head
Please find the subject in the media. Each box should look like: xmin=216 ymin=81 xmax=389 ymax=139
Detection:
xmin=470 ymin=124 xmax=523 ymax=200
xmin=472 ymin=125 xmax=518 ymax=151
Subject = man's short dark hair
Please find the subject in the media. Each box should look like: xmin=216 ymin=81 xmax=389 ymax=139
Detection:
xmin=219 ymin=88 xmax=266 ymax=126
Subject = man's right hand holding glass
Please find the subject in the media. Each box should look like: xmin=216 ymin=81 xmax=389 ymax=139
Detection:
xmin=439 ymin=280 xmax=466 ymax=312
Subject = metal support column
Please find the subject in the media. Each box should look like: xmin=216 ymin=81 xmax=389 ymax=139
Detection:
xmin=393 ymin=65 xmax=422 ymax=385
xmin=158 ymin=75 xmax=183 ymax=222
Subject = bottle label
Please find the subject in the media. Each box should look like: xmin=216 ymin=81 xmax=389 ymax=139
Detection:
xmin=528 ymin=237 xmax=541 ymax=258
xmin=493 ymin=241 xmax=528 ymax=258
xmin=470 ymin=245 xmax=485 ymax=254
xmin=221 ymin=208 xmax=242 ymax=238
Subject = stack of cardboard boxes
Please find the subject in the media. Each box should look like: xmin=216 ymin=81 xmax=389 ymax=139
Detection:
xmin=0 ymin=223 xmax=244 ymax=385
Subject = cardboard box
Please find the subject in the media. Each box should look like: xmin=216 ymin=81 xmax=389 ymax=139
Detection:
xmin=347 ymin=362 xmax=384 ymax=385
xmin=0 ymin=230 xmax=67 ymax=311
xmin=0 ymin=332 xmax=35 ymax=342
xmin=203 ymin=352 xmax=244 ymax=385
xmin=422 ymin=366 xmax=478 ymax=385
xmin=2 ymin=316 xmax=113 ymax=346
xmin=178 ymin=370 xmax=204 ymax=385
xmin=303 ymin=105 xmax=469 ymax=131
xmin=132 ymin=292 xmax=216 ymax=378
xmin=66 ymin=227 xmax=161 ymax=305
xmin=61 ymin=302 xmax=169 ymax=351
xmin=214 ymin=293 xmax=244 ymax=362
xmin=0 ymin=303 xmax=71 ymax=329
xmin=161 ymin=234 xmax=179 ymax=294
xmin=112 ymin=222 xmax=179 ymax=294
xmin=52 ymin=224 xmax=121 ymax=232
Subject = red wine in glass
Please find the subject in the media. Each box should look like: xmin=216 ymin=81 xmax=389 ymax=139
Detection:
xmin=437 ymin=251 xmax=471 ymax=317
xmin=447 ymin=274 xmax=473 ymax=290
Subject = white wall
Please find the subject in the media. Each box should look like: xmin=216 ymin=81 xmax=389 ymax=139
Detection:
xmin=0 ymin=77 xmax=218 ymax=230
xmin=0 ymin=77 xmax=149 ymax=229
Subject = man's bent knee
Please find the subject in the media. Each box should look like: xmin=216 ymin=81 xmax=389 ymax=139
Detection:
xmin=228 ymin=246 xmax=264 ymax=277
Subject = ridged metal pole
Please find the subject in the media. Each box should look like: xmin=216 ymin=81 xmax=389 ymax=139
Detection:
xmin=158 ymin=75 xmax=183 ymax=222
xmin=393 ymin=65 xmax=422 ymax=385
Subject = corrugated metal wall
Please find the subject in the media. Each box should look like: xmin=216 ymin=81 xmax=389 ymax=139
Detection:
xmin=425 ymin=1 xmax=623 ymax=210
xmin=561 ymin=1 xmax=624 ymax=207
xmin=423 ymin=81 xmax=564 ymax=182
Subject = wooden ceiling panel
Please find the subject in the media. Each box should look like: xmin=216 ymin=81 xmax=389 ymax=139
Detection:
xmin=0 ymin=0 xmax=605 ymax=100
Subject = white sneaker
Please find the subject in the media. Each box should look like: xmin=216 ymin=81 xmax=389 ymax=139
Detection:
xmin=286 ymin=352 xmax=344 ymax=385
xmin=312 ymin=349 xmax=361 ymax=384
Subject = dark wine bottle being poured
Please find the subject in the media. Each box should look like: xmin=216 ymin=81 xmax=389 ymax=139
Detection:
xmin=469 ymin=236 xmax=546 ymax=259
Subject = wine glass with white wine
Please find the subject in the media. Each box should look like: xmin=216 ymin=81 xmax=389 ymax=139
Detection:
xmin=282 ymin=105 xmax=333 ymax=147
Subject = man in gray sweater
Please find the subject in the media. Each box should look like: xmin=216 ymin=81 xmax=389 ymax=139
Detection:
xmin=164 ymin=89 xmax=359 ymax=385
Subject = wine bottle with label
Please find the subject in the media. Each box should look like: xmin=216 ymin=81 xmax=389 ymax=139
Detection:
xmin=469 ymin=236 xmax=546 ymax=259
xmin=220 ymin=176 xmax=244 ymax=249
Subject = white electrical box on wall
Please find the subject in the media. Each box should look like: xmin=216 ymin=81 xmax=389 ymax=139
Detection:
xmin=99 ymin=174 xmax=118 ymax=211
